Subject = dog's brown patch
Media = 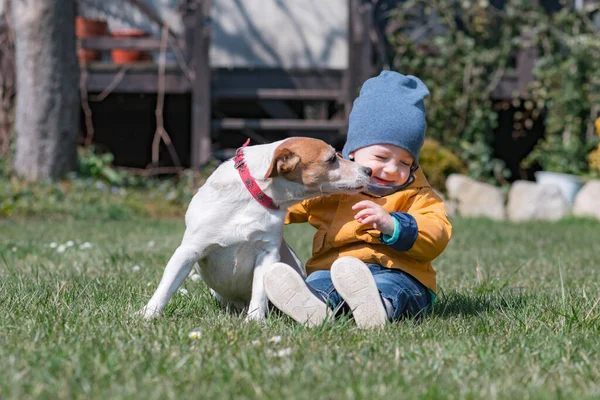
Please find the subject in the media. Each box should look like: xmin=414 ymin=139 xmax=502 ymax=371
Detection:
xmin=264 ymin=138 xmax=344 ymax=186
xmin=264 ymin=147 xmax=301 ymax=179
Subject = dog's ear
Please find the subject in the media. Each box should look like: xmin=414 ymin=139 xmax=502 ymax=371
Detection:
xmin=264 ymin=148 xmax=300 ymax=179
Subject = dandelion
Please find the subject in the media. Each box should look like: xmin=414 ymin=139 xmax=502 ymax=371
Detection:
xmin=132 ymin=265 xmax=141 ymax=272
xmin=49 ymin=242 xmax=58 ymax=248
xmin=11 ymin=247 xmax=17 ymax=252
xmin=267 ymin=335 xmax=282 ymax=344
xmin=251 ymin=340 xmax=262 ymax=346
xmin=65 ymin=241 xmax=74 ymax=247
xmin=57 ymin=245 xmax=67 ymax=253
xmin=147 ymin=240 xmax=155 ymax=248
xmin=179 ymin=288 xmax=188 ymax=296
xmin=190 ymin=274 xmax=201 ymax=282
xmin=79 ymin=242 xmax=93 ymax=250
xmin=188 ymin=330 xmax=202 ymax=339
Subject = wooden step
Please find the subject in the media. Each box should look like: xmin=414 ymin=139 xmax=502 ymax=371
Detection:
xmin=212 ymin=118 xmax=347 ymax=131
xmin=213 ymin=88 xmax=342 ymax=101
xmin=79 ymin=37 xmax=174 ymax=51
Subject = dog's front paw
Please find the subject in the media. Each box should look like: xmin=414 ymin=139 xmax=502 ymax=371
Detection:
xmin=244 ymin=309 xmax=266 ymax=323
xmin=135 ymin=305 xmax=161 ymax=320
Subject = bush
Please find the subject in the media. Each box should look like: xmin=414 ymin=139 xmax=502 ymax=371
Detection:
xmin=77 ymin=146 xmax=129 ymax=186
xmin=588 ymin=145 xmax=600 ymax=177
xmin=419 ymin=139 xmax=466 ymax=191
xmin=521 ymin=134 xmax=598 ymax=176
xmin=388 ymin=0 xmax=600 ymax=183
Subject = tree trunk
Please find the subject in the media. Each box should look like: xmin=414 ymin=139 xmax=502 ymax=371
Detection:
xmin=11 ymin=0 xmax=79 ymax=181
xmin=0 ymin=8 xmax=16 ymax=157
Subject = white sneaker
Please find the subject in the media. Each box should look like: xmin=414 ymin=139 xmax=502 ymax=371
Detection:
xmin=331 ymin=257 xmax=388 ymax=329
xmin=264 ymin=262 xmax=328 ymax=327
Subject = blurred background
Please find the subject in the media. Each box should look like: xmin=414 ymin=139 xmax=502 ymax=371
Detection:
xmin=1 ymin=0 xmax=600 ymax=219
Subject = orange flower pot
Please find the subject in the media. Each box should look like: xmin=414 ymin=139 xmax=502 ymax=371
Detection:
xmin=76 ymin=17 xmax=108 ymax=37
xmin=75 ymin=17 xmax=108 ymax=63
xmin=111 ymin=29 xmax=150 ymax=64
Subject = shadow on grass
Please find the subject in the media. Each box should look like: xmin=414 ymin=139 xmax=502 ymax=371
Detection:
xmin=431 ymin=287 xmax=530 ymax=318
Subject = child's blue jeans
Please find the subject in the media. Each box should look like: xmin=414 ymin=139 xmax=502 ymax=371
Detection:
xmin=306 ymin=264 xmax=432 ymax=320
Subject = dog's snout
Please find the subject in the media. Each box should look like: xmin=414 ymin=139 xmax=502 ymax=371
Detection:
xmin=362 ymin=166 xmax=372 ymax=177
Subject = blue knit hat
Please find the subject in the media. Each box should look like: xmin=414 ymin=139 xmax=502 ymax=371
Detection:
xmin=342 ymin=71 xmax=430 ymax=163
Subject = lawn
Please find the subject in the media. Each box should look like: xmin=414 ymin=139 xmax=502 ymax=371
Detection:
xmin=0 ymin=216 xmax=599 ymax=399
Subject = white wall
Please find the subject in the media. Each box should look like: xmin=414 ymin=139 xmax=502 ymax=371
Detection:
xmin=211 ymin=0 xmax=347 ymax=69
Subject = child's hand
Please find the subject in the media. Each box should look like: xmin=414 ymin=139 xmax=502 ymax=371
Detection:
xmin=352 ymin=201 xmax=395 ymax=236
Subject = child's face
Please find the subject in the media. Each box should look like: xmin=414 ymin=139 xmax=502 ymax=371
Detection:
xmin=350 ymin=144 xmax=414 ymax=186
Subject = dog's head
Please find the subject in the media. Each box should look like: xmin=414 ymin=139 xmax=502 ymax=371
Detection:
xmin=264 ymin=137 xmax=371 ymax=196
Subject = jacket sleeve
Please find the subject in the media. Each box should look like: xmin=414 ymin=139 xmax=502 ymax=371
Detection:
xmin=399 ymin=187 xmax=452 ymax=262
xmin=285 ymin=201 xmax=309 ymax=224
xmin=379 ymin=212 xmax=419 ymax=252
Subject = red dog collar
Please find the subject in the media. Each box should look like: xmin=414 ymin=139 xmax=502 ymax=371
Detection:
xmin=234 ymin=139 xmax=279 ymax=210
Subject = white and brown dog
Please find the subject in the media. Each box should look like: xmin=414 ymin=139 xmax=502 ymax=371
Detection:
xmin=140 ymin=137 xmax=372 ymax=321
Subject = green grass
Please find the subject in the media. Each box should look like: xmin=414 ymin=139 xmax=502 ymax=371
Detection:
xmin=0 ymin=217 xmax=599 ymax=399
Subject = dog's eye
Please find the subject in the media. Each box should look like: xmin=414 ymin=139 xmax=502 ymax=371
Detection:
xmin=327 ymin=154 xmax=338 ymax=164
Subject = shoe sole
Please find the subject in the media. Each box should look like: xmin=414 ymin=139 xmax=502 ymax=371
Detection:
xmin=331 ymin=258 xmax=388 ymax=329
xmin=264 ymin=263 xmax=327 ymax=327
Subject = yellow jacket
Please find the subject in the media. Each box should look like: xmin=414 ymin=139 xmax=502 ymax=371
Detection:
xmin=286 ymin=168 xmax=452 ymax=292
